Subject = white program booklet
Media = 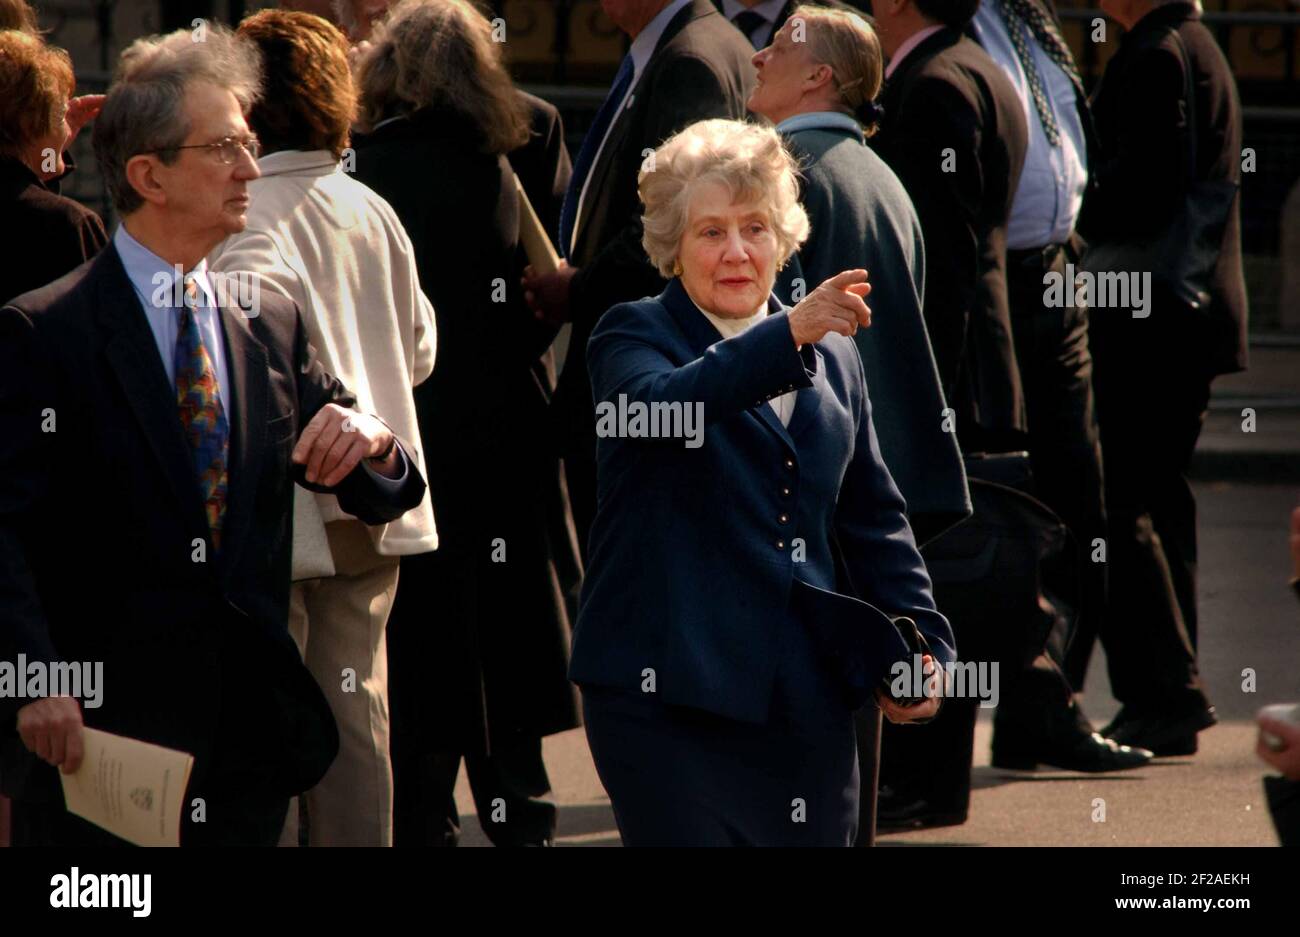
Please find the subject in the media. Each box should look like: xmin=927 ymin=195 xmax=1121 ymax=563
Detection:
xmin=59 ymin=727 xmax=194 ymax=847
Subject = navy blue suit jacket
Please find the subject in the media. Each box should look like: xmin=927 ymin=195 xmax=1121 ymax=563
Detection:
xmin=568 ymin=279 xmax=955 ymax=723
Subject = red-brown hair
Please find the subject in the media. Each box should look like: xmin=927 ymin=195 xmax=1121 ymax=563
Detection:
xmin=237 ymin=9 xmax=355 ymax=159
xmin=0 ymin=30 xmax=74 ymax=156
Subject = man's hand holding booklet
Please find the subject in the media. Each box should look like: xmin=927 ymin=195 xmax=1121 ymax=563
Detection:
xmin=59 ymin=727 xmax=194 ymax=847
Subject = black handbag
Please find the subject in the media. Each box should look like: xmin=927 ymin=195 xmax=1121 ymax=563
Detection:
xmin=1081 ymin=28 xmax=1238 ymax=311
xmin=792 ymin=556 xmax=937 ymax=714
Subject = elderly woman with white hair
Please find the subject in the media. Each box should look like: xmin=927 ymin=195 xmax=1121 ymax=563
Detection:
xmin=568 ymin=117 xmax=955 ymax=847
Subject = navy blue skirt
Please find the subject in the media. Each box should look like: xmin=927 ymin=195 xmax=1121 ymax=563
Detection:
xmin=582 ymin=607 xmax=859 ymax=846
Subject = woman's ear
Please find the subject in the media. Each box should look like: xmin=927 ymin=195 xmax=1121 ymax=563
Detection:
xmin=124 ymin=153 xmax=169 ymax=209
xmin=805 ymin=62 xmax=835 ymax=94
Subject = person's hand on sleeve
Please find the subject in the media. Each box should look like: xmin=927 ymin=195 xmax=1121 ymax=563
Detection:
xmin=787 ymin=269 xmax=871 ymax=347
xmin=17 ymin=696 xmax=84 ymax=774
xmin=292 ymin=405 xmax=398 ymax=486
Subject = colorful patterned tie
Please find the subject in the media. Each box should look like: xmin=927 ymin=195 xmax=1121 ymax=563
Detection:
xmin=174 ymin=275 xmax=229 ymax=550
xmin=997 ymin=0 xmax=1082 ymax=148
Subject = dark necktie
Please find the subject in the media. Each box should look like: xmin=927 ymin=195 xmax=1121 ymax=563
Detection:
xmin=733 ymin=10 xmax=769 ymax=48
xmin=997 ymin=0 xmax=1083 ymax=147
xmin=558 ymin=54 xmax=635 ymax=257
xmin=174 ymin=276 xmax=229 ymax=551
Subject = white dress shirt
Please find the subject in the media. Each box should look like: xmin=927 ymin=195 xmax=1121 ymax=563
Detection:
xmin=700 ymin=305 xmax=797 ymax=426
xmin=972 ymin=2 xmax=1088 ymax=249
xmin=570 ymin=0 xmax=694 ymax=251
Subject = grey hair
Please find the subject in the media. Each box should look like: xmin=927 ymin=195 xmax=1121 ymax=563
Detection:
xmin=640 ymin=119 xmax=809 ymax=279
xmin=92 ymin=24 xmax=262 ymax=214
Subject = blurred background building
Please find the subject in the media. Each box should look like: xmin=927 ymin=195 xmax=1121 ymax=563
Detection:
xmin=27 ymin=0 xmax=1300 ymax=333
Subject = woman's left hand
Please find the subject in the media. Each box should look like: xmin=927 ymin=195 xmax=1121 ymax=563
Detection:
xmin=875 ymin=653 xmax=943 ymax=724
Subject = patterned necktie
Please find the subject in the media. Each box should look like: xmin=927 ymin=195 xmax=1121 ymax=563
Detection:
xmin=997 ymin=0 xmax=1082 ymax=147
xmin=559 ymin=53 xmax=635 ymax=257
xmin=174 ymin=275 xmax=229 ymax=550
xmin=733 ymin=10 xmax=769 ymax=49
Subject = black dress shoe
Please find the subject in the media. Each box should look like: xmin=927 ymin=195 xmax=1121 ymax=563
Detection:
xmin=991 ymin=731 xmax=1153 ymax=772
xmin=875 ymin=786 xmax=967 ymax=832
xmin=1101 ymin=706 xmax=1216 ymax=756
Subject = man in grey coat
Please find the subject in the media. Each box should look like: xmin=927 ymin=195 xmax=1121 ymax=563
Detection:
xmin=757 ymin=10 xmax=969 ymax=546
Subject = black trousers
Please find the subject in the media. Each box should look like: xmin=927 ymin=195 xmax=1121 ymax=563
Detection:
xmin=562 ymin=449 xmax=596 ymax=561
xmin=392 ymin=737 xmax=557 ymax=847
xmin=1089 ymin=304 xmax=1211 ymax=714
xmin=994 ymin=247 xmax=1103 ymax=738
xmin=1005 ymin=247 xmax=1109 ymax=688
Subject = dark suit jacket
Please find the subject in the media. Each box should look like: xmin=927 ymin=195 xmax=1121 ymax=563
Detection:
xmin=568 ymin=278 xmax=954 ymax=723
xmin=1265 ymin=774 xmax=1300 ymax=846
xmin=1078 ymin=1 xmax=1247 ymax=377
xmin=775 ymin=122 xmax=970 ymax=546
xmin=511 ymin=91 xmax=573 ymax=254
xmin=871 ymin=28 xmax=1029 ymax=450
xmin=712 ymin=0 xmax=861 ymax=49
xmin=556 ymin=0 xmax=756 ymax=454
xmin=0 ymin=245 xmax=426 ymax=809
xmin=0 ymin=156 xmax=107 ymax=306
xmin=352 ymin=103 xmax=583 ymax=753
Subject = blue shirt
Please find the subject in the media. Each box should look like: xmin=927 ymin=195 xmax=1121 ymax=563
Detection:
xmin=113 ymin=223 xmax=230 ymax=406
xmin=973 ymin=2 xmax=1088 ymax=249
xmin=112 ymin=225 xmax=410 ymax=489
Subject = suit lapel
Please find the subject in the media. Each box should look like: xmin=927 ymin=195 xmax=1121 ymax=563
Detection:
xmin=660 ymin=278 xmax=801 ymax=452
xmin=573 ymin=1 xmax=708 ymax=258
xmin=573 ymin=101 xmax=637 ymax=259
xmin=214 ymin=298 xmax=269 ymax=582
xmin=784 ymin=344 xmax=824 ymax=440
xmin=96 ymin=248 xmax=211 ymax=542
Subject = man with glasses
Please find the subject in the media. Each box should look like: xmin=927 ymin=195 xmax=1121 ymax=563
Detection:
xmin=0 ymin=24 xmax=428 ymax=846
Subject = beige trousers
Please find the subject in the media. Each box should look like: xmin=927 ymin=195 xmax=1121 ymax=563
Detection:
xmin=281 ymin=520 xmax=400 ymax=847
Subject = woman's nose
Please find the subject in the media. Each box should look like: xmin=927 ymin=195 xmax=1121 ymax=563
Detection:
xmin=722 ymin=229 xmax=748 ymax=261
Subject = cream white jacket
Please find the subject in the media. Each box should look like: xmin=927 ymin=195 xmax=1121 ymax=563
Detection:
xmin=210 ymin=149 xmax=438 ymax=564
